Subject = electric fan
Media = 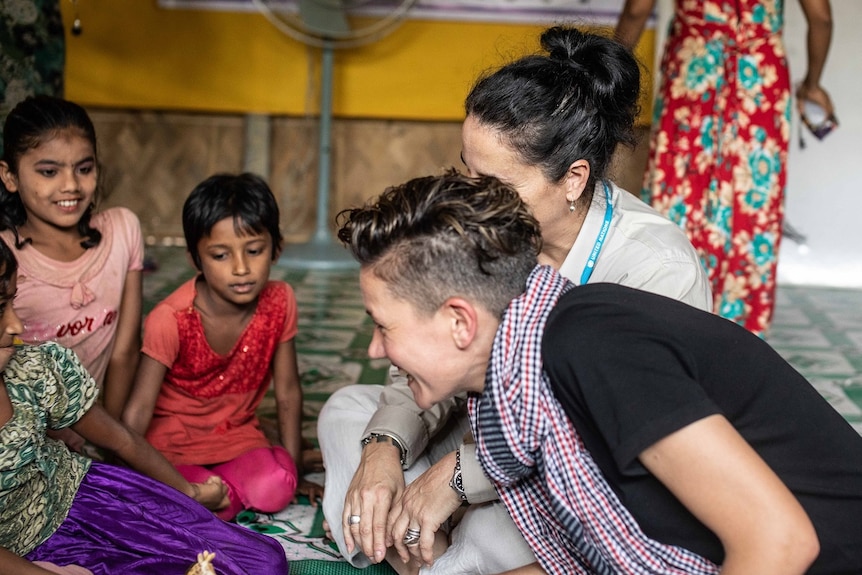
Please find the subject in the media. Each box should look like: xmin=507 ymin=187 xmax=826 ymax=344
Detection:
xmin=251 ymin=0 xmax=418 ymax=269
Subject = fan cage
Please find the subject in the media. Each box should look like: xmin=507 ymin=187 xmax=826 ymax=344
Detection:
xmin=251 ymin=0 xmax=418 ymax=48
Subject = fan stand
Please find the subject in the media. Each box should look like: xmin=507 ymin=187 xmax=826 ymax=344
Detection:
xmin=277 ymin=39 xmax=358 ymax=270
xmin=277 ymin=0 xmax=357 ymax=270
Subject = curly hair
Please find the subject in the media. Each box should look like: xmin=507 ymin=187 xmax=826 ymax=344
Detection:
xmin=0 ymin=95 xmax=102 ymax=249
xmin=337 ymin=170 xmax=541 ymax=317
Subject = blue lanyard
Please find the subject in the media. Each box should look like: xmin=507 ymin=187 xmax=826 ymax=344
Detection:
xmin=579 ymin=180 xmax=614 ymax=285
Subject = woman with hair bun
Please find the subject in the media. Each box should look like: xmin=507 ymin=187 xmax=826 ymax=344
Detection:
xmin=318 ymin=26 xmax=711 ymax=575
xmin=461 ymin=26 xmax=709 ymax=304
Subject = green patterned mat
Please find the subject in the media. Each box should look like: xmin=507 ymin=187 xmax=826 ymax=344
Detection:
xmin=769 ymin=285 xmax=862 ymax=435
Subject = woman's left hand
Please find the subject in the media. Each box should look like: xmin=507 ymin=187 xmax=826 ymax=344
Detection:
xmin=387 ymin=451 xmax=462 ymax=567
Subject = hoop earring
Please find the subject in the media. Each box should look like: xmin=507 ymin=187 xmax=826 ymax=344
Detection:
xmin=569 ymin=199 xmax=576 ymax=213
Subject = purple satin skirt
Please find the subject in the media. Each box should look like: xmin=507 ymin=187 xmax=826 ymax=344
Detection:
xmin=26 ymin=462 xmax=289 ymax=575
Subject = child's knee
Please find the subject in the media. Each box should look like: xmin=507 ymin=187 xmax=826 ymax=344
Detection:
xmin=238 ymin=448 xmax=298 ymax=512
xmin=272 ymin=446 xmax=297 ymax=476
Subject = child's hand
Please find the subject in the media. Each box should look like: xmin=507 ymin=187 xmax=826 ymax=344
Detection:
xmin=295 ymin=477 xmax=324 ymax=507
xmin=192 ymin=476 xmax=229 ymax=511
xmin=47 ymin=428 xmax=87 ymax=453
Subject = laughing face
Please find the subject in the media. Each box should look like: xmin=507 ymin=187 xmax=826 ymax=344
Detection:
xmin=0 ymin=128 xmax=98 ymax=238
xmin=360 ymin=267 xmax=489 ymax=409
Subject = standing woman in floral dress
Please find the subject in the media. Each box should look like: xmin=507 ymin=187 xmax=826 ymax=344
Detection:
xmin=616 ymin=0 xmax=834 ymax=336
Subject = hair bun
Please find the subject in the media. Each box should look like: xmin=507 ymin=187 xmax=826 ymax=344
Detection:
xmin=541 ymin=26 xmax=585 ymax=65
xmin=541 ymin=25 xmax=639 ymax=111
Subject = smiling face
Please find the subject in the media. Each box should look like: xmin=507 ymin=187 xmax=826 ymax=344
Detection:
xmin=360 ymin=267 xmax=489 ymax=409
xmin=0 ymin=128 xmax=97 ymax=237
xmin=461 ymin=115 xmax=588 ymax=264
xmin=461 ymin=115 xmax=566 ymax=223
xmin=0 ymin=272 xmax=23 ymax=373
xmin=195 ymin=217 xmax=274 ymax=310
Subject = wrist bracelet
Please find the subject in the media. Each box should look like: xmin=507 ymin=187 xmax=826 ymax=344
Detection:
xmin=361 ymin=432 xmax=407 ymax=467
xmin=449 ymin=449 xmax=468 ymax=504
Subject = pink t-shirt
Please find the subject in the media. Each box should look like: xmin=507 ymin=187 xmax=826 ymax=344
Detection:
xmin=0 ymin=207 xmax=144 ymax=385
xmin=142 ymin=278 xmax=298 ymax=466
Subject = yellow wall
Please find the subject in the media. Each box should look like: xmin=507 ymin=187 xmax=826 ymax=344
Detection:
xmin=62 ymin=1 xmax=654 ymax=122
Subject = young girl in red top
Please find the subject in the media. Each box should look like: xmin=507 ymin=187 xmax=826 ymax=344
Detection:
xmin=124 ymin=172 xmax=313 ymax=521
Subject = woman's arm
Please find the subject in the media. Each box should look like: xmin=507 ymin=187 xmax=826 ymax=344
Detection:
xmin=639 ymin=414 xmax=820 ymax=574
xmin=614 ymin=0 xmax=657 ymax=50
xmin=102 ymin=269 xmax=142 ymax=419
xmin=121 ymin=354 xmax=167 ymax=435
xmin=796 ymin=0 xmax=834 ymax=115
xmin=74 ymin=401 xmax=227 ymax=510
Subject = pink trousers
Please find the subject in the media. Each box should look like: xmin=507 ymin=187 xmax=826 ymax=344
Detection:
xmin=177 ymin=445 xmax=298 ymax=521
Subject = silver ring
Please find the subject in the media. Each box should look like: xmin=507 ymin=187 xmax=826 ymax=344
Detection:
xmin=348 ymin=515 xmax=361 ymax=526
xmin=403 ymin=527 xmax=421 ymax=546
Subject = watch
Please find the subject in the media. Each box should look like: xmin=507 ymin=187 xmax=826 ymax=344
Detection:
xmin=361 ymin=432 xmax=407 ymax=467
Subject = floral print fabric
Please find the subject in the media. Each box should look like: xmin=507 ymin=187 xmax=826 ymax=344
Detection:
xmin=642 ymin=0 xmax=790 ymax=336
xmin=0 ymin=342 xmax=97 ymax=555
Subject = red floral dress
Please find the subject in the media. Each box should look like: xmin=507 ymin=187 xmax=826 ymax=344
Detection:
xmin=642 ymin=0 xmax=790 ymax=337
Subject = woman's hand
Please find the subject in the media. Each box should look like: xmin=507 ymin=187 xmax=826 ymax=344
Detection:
xmin=388 ymin=451 xmax=462 ymax=568
xmin=342 ymin=440 xmax=405 ymax=563
xmin=190 ymin=476 xmax=229 ymax=511
xmin=796 ymin=82 xmax=836 ymax=120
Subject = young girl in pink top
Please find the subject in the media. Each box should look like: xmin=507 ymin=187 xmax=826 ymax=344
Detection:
xmin=0 ymin=96 xmax=142 ymax=424
xmin=124 ymin=173 xmax=318 ymax=521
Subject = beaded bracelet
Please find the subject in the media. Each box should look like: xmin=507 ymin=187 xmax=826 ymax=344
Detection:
xmin=449 ymin=449 xmax=468 ymax=504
